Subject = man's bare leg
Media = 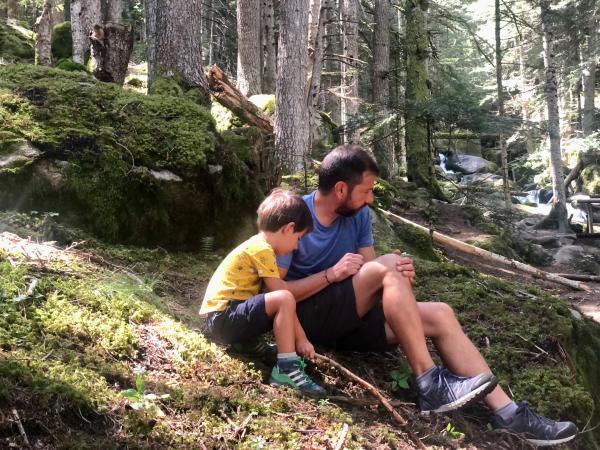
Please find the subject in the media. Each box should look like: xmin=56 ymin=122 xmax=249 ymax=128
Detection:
xmin=353 ymin=253 xmax=510 ymax=410
xmin=352 ymin=254 xmax=435 ymax=375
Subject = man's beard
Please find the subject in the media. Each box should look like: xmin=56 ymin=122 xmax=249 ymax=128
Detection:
xmin=335 ymin=200 xmax=363 ymax=217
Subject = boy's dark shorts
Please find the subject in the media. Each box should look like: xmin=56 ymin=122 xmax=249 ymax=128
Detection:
xmin=204 ymin=294 xmax=272 ymax=345
xmin=296 ymin=278 xmax=390 ymax=352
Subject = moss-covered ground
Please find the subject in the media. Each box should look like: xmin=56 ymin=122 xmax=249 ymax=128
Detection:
xmin=1 ymin=205 xmax=598 ymax=449
xmin=0 ymin=21 xmax=34 ymax=63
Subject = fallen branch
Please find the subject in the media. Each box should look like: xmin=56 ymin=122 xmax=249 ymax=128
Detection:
xmin=314 ymin=353 xmax=426 ymax=450
xmin=207 ymin=65 xmax=273 ymax=134
xmin=378 ymin=208 xmax=592 ymax=292
xmin=11 ymin=409 xmax=31 ymax=448
xmin=333 ymin=423 xmax=349 ymax=450
xmin=555 ymin=273 xmax=600 ymax=282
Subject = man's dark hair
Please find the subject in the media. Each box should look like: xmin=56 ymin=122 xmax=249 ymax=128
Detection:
xmin=318 ymin=145 xmax=379 ymax=193
xmin=257 ymin=189 xmax=313 ymax=233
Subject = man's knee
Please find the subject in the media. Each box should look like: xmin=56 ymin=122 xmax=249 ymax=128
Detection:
xmin=427 ymin=303 xmax=457 ymax=327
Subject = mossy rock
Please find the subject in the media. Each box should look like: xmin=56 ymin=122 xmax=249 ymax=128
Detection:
xmin=51 ymin=21 xmax=72 ymax=61
xmin=0 ymin=22 xmax=34 ymax=63
xmin=0 ymin=64 xmax=260 ymax=248
xmin=54 ymin=58 xmax=87 ymax=72
xmin=581 ymin=164 xmax=600 ymax=195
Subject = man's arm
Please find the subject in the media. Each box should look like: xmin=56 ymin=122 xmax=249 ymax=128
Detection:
xmin=279 ymin=252 xmax=366 ymax=302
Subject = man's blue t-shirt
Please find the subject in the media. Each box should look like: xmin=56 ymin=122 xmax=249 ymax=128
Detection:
xmin=276 ymin=191 xmax=374 ymax=280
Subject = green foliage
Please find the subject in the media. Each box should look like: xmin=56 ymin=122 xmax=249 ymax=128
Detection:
xmin=121 ymin=369 xmax=170 ymax=418
xmin=51 ymin=21 xmax=72 ymax=61
xmin=444 ymin=423 xmax=465 ymax=440
xmin=389 ymin=361 xmax=412 ymax=392
xmin=0 ymin=21 xmax=34 ymax=63
xmin=126 ymin=77 xmax=144 ymax=88
xmin=55 ymin=58 xmax=87 ymax=72
xmin=130 ymin=42 xmax=147 ymax=64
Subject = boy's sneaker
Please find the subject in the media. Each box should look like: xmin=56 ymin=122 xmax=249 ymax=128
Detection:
xmin=418 ymin=366 xmax=498 ymax=414
xmin=269 ymin=358 xmax=326 ymax=398
xmin=491 ymin=401 xmax=578 ymax=447
xmin=230 ymin=338 xmax=277 ymax=358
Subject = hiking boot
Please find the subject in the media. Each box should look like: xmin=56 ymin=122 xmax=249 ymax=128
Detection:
xmin=230 ymin=338 xmax=277 ymax=358
xmin=418 ymin=366 xmax=498 ymax=414
xmin=269 ymin=358 xmax=327 ymax=398
xmin=491 ymin=401 xmax=578 ymax=447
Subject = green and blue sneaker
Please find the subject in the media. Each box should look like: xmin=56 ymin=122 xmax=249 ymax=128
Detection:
xmin=269 ymin=358 xmax=327 ymax=398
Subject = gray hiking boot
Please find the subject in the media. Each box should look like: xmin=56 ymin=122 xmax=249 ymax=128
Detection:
xmin=418 ymin=366 xmax=498 ymax=414
xmin=491 ymin=401 xmax=578 ymax=447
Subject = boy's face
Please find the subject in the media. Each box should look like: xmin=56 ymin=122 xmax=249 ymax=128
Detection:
xmin=275 ymin=225 xmax=306 ymax=256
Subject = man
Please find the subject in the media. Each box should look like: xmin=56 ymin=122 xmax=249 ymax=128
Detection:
xmin=276 ymin=145 xmax=578 ymax=447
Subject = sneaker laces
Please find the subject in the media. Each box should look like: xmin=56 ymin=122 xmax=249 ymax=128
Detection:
xmin=286 ymin=359 xmax=319 ymax=388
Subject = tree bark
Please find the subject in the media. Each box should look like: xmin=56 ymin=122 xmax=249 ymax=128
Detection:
xmin=70 ymin=0 xmax=101 ymax=64
xmin=90 ymin=23 xmax=133 ymax=85
xmin=495 ymin=0 xmax=510 ymax=210
xmin=518 ymin=37 xmax=534 ymax=154
xmin=341 ymin=0 xmax=360 ymax=143
xmin=261 ymin=0 xmax=276 ymax=93
xmin=274 ymin=0 xmax=310 ymax=173
xmin=307 ymin=0 xmax=333 ymax=150
xmin=237 ymin=0 xmax=262 ymax=96
xmin=34 ymin=0 xmax=53 ymax=66
xmin=323 ymin=1 xmax=341 ymax=124
xmin=106 ymin=0 xmax=123 ymax=23
xmin=372 ymin=0 xmax=394 ymax=179
xmin=580 ymin=0 xmax=597 ymax=136
xmin=145 ymin=0 xmax=210 ymax=105
xmin=539 ymin=0 xmax=569 ymax=232
xmin=405 ymin=0 xmax=442 ymax=197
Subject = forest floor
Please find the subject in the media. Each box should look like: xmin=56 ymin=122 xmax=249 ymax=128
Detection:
xmin=394 ymin=200 xmax=600 ymax=324
xmin=1 ymin=200 xmax=599 ymax=449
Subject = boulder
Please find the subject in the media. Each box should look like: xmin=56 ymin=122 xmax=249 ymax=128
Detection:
xmin=0 ymin=141 xmax=41 ymax=170
xmin=460 ymin=173 xmax=503 ymax=187
xmin=446 ymin=153 xmax=497 ymax=174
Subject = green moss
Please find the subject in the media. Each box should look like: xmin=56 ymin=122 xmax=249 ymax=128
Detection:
xmin=126 ymin=78 xmax=143 ymax=88
xmin=51 ymin=21 xmax=72 ymax=60
xmin=55 ymin=58 xmax=87 ymax=72
xmin=0 ymin=22 xmax=34 ymax=63
xmin=581 ymin=164 xmax=600 ymax=195
xmin=221 ymin=127 xmax=261 ymax=163
xmin=149 ymin=76 xmax=184 ymax=97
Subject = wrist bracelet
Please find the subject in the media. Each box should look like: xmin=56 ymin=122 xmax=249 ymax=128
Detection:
xmin=324 ymin=269 xmax=331 ymax=285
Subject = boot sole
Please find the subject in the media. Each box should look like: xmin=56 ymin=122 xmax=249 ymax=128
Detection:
xmin=269 ymin=379 xmax=327 ymax=399
xmin=493 ymin=428 xmax=577 ymax=447
xmin=421 ymin=375 xmax=498 ymax=415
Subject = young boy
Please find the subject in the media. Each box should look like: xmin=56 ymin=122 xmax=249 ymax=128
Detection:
xmin=200 ymin=189 xmax=326 ymax=397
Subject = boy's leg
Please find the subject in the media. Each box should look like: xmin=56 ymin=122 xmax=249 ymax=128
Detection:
xmin=264 ymin=290 xmax=326 ymax=397
xmin=263 ymin=290 xmax=297 ymax=353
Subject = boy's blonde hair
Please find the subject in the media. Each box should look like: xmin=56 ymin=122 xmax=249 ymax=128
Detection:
xmin=257 ymin=189 xmax=313 ymax=233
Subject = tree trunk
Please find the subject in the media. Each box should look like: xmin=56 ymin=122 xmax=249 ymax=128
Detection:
xmin=7 ymin=0 xmax=18 ymax=20
xmin=372 ymin=0 xmax=394 ymax=179
xmin=34 ymin=0 xmax=53 ymax=66
xmin=145 ymin=0 xmax=210 ymax=105
xmin=539 ymin=0 xmax=569 ymax=232
xmin=518 ymin=37 xmax=534 ymax=154
xmin=261 ymin=0 xmax=276 ymax=93
xmin=90 ymin=23 xmax=133 ymax=84
xmin=274 ymin=0 xmax=310 ymax=173
xmin=70 ymin=0 xmax=101 ymax=64
xmin=495 ymin=0 xmax=510 ymax=210
xmin=580 ymin=0 xmax=597 ymax=136
xmin=341 ymin=0 xmax=360 ymax=143
xmin=106 ymin=0 xmax=123 ymax=23
xmin=405 ymin=0 xmax=442 ymax=197
xmin=395 ymin=3 xmax=407 ymax=174
xmin=237 ymin=0 xmax=262 ymax=96
xmin=307 ymin=0 xmax=333 ymax=150
xmin=323 ymin=0 xmax=341 ymax=124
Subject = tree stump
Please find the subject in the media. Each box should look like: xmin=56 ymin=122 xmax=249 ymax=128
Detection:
xmin=90 ymin=23 xmax=133 ymax=85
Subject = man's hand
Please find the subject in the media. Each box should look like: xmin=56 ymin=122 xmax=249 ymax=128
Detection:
xmin=393 ymin=249 xmax=416 ymax=283
xmin=328 ymin=253 xmax=364 ymax=282
xmin=296 ymin=338 xmax=315 ymax=359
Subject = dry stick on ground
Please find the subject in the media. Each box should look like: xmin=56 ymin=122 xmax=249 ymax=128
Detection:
xmin=314 ymin=353 xmax=427 ymax=450
xmin=378 ymin=208 xmax=592 ymax=292
xmin=333 ymin=423 xmax=349 ymax=450
xmin=11 ymin=409 xmax=31 ymax=448
xmin=556 ymin=273 xmax=600 ymax=282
